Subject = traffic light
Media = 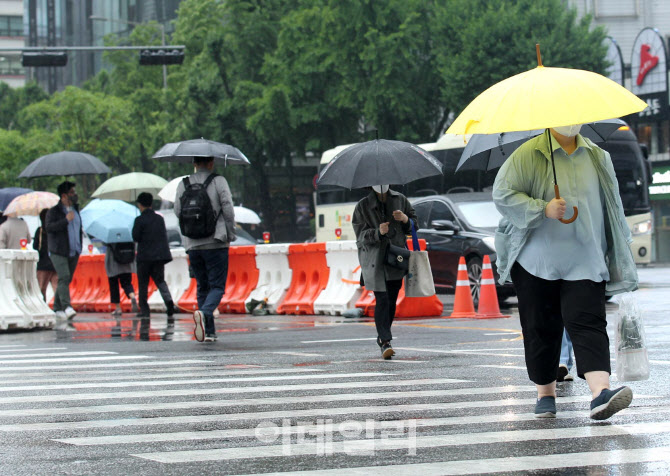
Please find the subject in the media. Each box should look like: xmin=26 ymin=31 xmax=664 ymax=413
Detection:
xmin=139 ymin=49 xmax=184 ymax=65
xmin=21 ymin=51 xmax=68 ymax=67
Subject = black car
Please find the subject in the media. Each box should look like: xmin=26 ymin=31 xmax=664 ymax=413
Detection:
xmin=411 ymin=192 xmax=515 ymax=305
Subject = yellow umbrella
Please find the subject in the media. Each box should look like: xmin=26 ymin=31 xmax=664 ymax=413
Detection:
xmin=446 ymin=46 xmax=647 ymax=135
xmin=3 ymin=191 xmax=59 ymax=217
xmin=447 ymin=45 xmax=647 ymax=224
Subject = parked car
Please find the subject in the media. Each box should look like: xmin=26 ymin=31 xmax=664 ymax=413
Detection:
xmin=411 ymin=192 xmax=515 ymax=305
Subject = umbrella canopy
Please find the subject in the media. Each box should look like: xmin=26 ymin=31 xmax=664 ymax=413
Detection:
xmin=158 ymin=175 xmax=188 ymax=202
xmin=316 ymin=139 xmax=443 ymax=189
xmin=0 ymin=187 xmax=33 ymax=212
xmin=152 ymin=138 xmax=250 ymax=166
xmin=19 ymin=151 xmax=111 ymax=178
xmin=91 ymin=172 xmax=168 ymax=202
xmin=456 ymin=119 xmax=627 ymax=172
xmin=80 ymin=199 xmax=139 ymax=243
xmin=233 ymin=206 xmax=261 ymax=224
xmin=446 ymin=52 xmax=646 ymax=136
xmin=3 ymin=191 xmax=59 ymax=217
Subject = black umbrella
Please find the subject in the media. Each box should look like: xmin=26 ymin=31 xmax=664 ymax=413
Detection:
xmin=152 ymin=138 xmax=250 ymax=165
xmin=19 ymin=151 xmax=111 ymax=178
xmin=317 ymin=139 xmax=443 ymax=189
xmin=455 ymin=118 xmax=627 ymax=172
xmin=0 ymin=187 xmax=33 ymax=212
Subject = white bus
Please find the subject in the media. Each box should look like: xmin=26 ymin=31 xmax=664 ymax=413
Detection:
xmin=315 ymin=126 xmax=652 ymax=265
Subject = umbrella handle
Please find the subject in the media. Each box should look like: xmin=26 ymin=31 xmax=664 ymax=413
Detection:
xmin=554 ymin=185 xmax=578 ymax=224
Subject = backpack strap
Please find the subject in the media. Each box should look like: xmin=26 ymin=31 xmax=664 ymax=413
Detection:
xmin=203 ymin=173 xmax=218 ymax=189
xmin=182 ymin=176 xmax=190 ymax=188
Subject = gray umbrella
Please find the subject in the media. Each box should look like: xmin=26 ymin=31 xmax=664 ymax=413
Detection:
xmin=19 ymin=151 xmax=111 ymax=178
xmin=317 ymin=139 xmax=443 ymax=190
xmin=0 ymin=187 xmax=33 ymax=211
xmin=152 ymin=138 xmax=250 ymax=165
xmin=455 ymin=118 xmax=627 ymax=172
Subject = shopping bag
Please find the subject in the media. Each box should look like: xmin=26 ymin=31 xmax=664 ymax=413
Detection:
xmin=615 ymin=292 xmax=649 ymax=382
xmin=404 ymin=220 xmax=435 ymax=297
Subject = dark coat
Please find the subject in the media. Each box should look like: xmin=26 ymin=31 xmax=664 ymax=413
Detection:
xmin=45 ymin=202 xmax=82 ymax=257
xmin=132 ymin=208 xmax=173 ymax=263
xmin=352 ymin=189 xmax=417 ymax=292
xmin=33 ymin=226 xmax=55 ymax=272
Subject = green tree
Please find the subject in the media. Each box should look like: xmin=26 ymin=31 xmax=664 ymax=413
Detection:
xmin=0 ymin=81 xmax=48 ymax=130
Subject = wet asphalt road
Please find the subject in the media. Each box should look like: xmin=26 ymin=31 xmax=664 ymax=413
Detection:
xmin=0 ymin=267 xmax=669 ymax=475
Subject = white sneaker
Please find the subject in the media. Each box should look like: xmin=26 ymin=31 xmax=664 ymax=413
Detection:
xmin=55 ymin=310 xmax=67 ymax=319
xmin=193 ymin=310 xmax=205 ymax=342
xmin=65 ymin=306 xmax=77 ymax=319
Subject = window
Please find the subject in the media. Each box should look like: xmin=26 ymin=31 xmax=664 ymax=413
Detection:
xmin=0 ymin=16 xmax=23 ymax=37
xmin=412 ymin=202 xmax=432 ymax=229
xmin=429 ymin=201 xmax=455 ymax=224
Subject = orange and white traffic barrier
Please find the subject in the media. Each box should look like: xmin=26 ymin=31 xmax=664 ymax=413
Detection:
xmin=313 ymin=240 xmax=362 ymax=315
xmin=148 ymin=247 xmax=190 ymax=312
xmin=246 ymin=243 xmax=292 ymax=314
xmin=475 ymin=255 xmax=510 ymax=319
xmin=219 ymin=245 xmax=260 ymax=314
xmin=277 ymin=243 xmax=330 ymax=315
xmin=448 ymin=256 xmax=477 ymax=318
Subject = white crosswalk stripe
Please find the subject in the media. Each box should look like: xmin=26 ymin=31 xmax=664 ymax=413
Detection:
xmin=0 ymin=345 xmax=667 ymax=475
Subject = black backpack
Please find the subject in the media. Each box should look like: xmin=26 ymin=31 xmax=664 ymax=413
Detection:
xmin=110 ymin=242 xmax=135 ymax=264
xmin=178 ymin=173 xmax=218 ymax=239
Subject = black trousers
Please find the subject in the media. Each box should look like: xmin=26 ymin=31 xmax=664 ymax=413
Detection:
xmin=511 ymin=262 xmax=610 ymax=385
xmin=137 ymin=261 xmax=173 ymax=314
xmin=108 ymin=273 xmax=134 ymax=304
xmin=373 ymin=279 xmax=403 ymax=344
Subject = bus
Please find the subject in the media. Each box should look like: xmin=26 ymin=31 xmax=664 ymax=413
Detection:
xmin=315 ymin=125 xmax=652 ymax=264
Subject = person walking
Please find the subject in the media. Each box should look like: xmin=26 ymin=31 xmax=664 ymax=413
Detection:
xmin=352 ymin=185 xmax=417 ymax=360
xmin=105 ymin=242 xmax=138 ymax=317
xmin=132 ymin=192 xmax=175 ymax=318
xmin=33 ymin=209 xmax=57 ymax=301
xmin=492 ymin=126 xmax=638 ymax=420
xmin=174 ymin=156 xmax=236 ymax=343
xmin=46 ymin=181 xmax=82 ymax=320
xmin=0 ymin=215 xmax=31 ymax=249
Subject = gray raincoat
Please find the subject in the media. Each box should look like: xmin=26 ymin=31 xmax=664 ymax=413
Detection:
xmin=492 ymin=133 xmax=638 ymax=296
xmin=352 ymin=189 xmax=417 ymax=292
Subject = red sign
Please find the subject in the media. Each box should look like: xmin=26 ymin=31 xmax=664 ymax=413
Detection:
xmin=262 ymin=232 xmax=271 ymax=243
xmin=88 ymin=244 xmax=94 ymax=253
xmin=637 ymin=44 xmax=659 ymax=86
xmin=335 ymin=228 xmax=342 ymax=239
xmin=19 ymin=239 xmax=27 ymax=249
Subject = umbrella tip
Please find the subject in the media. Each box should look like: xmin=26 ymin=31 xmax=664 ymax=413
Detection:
xmin=536 ymin=43 xmax=543 ymax=67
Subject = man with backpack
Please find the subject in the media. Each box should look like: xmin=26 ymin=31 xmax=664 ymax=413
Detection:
xmin=132 ymin=192 xmax=175 ymax=318
xmin=174 ymin=156 xmax=236 ymax=342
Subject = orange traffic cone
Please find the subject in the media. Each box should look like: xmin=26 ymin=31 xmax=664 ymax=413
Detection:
xmin=448 ymin=256 xmax=477 ymax=318
xmin=475 ymin=255 xmax=510 ymax=319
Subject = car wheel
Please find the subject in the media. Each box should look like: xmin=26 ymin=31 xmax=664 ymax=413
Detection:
xmin=467 ymin=256 xmax=483 ymax=307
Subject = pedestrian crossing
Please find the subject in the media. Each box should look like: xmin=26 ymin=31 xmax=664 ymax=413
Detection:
xmin=1 ymin=344 xmax=669 ymax=475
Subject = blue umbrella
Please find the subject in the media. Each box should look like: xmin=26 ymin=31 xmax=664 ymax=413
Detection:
xmin=80 ymin=199 xmax=139 ymax=243
xmin=0 ymin=187 xmax=33 ymax=212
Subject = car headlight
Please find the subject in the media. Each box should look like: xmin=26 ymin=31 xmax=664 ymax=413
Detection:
xmin=483 ymin=236 xmax=496 ymax=252
xmin=632 ymin=219 xmax=652 ymax=235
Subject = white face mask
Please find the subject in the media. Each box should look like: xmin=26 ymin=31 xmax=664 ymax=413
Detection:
xmin=553 ymin=124 xmax=582 ymax=137
xmin=372 ymin=185 xmax=389 ymax=194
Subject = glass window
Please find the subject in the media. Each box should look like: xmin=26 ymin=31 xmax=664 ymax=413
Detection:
xmin=600 ymin=142 xmax=650 ymax=215
xmin=0 ymin=16 xmax=24 ymax=36
xmin=456 ymin=201 xmax=502 ymax=228
xmin=413 ymin=202 xmax=431 ymax=229
xmin=429 ymin=201 xmax=455 ymax=223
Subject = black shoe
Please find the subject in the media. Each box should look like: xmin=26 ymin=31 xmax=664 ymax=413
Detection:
xmin=166 ymin=302 xmax=176 ymax=317
xmin=204 ymin=333 xmax=217 ymax=342
xmin=590 ymin=386 xmax=633 ymax=420
xmin=557 ymin=364 xmax=568 ymax=382
xmin=380 ymin=341 xmax=395 ymax=360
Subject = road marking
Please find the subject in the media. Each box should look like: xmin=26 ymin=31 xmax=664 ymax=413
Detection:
xmin=4 ymin=385 xmax=534 ymax=417
xmin=54 ymin=405 xmax=670 ymax=446
xmin=235 ymin=446 xmax=670 ymax=475
xmin=650 ymin=360 xmax=670 ymax=365
xmin=301 ymin=338 xmax=378 ymax=343
xmin=0 ymin=372 xmax=389 ymax=393
xmin=0 ymin=351 xmax=117 ymax=361
xmin=0 ymin=347 xmax=67 ymax=353
xmin=1 ymin=395 xmax=657 ymax=432
xmin=1 ymin=368 xmax=322 ymax=383
xmin=0 ymin=378 xmax=465 ymax=405
xmin=395 ymin=347 xmax=522 ymax=357
xmin=0 ymin=345 xmax=26 ymax=348
xmin=133 ymin=421 xmax=670 ymax=463
xmin=0 ymin=360 xmax=209 ymax=372
xmin=271 ymin=352 xmax=324 ymax=357
xmin=0 ymin=355 xmax=150 ymax=364
xmin=477 ymin=365 xmax=527 ymax=370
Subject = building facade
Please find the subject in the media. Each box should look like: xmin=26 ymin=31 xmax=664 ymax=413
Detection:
xmin=0 ymin=0 xmax=26 ymax=88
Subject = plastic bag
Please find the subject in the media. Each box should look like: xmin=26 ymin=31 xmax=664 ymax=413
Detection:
xmin=615 ymin=293 xmax=649 ymax=381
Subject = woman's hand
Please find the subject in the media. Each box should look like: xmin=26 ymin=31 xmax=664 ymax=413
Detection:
xmin=379 ymin=222 xmax=390 ymax=235
xmin=392 ymin=210 xmax=408 ymax=223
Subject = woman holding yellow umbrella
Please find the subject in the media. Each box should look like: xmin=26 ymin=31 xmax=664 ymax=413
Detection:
xmin=448 ymin=45 xmax=646 ymax=421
